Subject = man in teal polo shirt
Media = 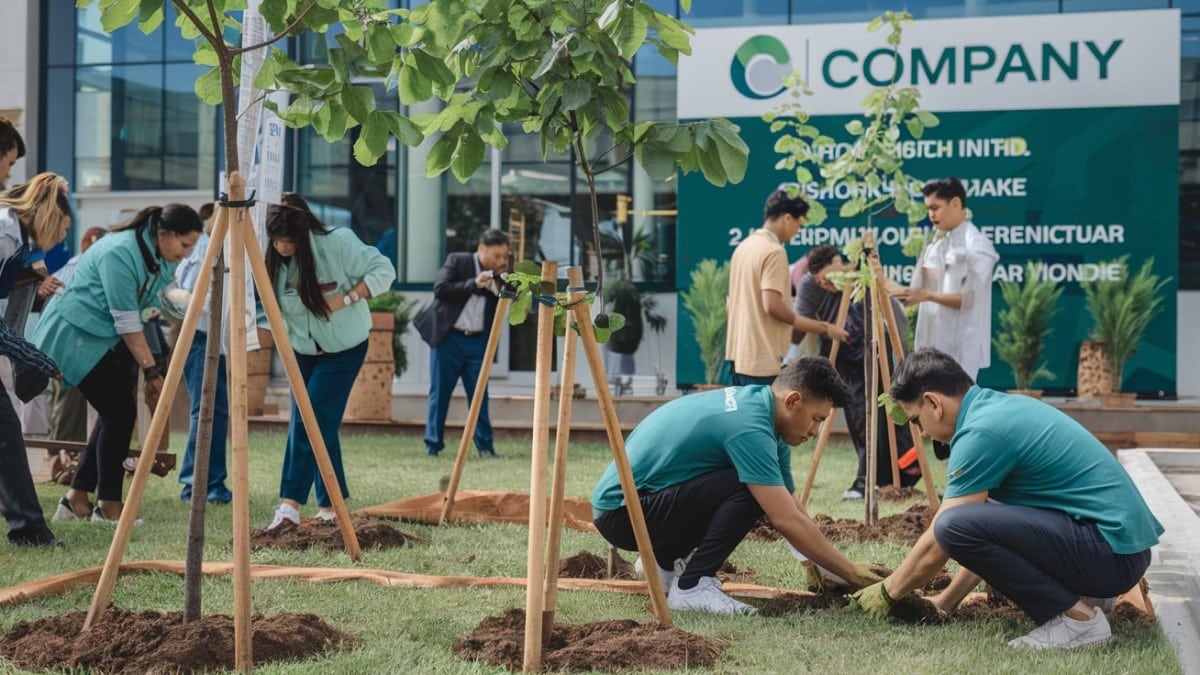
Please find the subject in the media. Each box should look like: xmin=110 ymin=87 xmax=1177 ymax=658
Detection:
xmin=592 ymin=356 xmax=885 ymax=615
xmin=852 ymin=348 xmax=1162 ymax=649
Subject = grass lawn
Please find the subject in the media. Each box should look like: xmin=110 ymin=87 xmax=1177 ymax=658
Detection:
xmin=0 ymin=430 xmax=1181 ymax=674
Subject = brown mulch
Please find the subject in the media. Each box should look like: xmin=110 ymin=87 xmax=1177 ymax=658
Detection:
xmin=558 ymin=551 xmax=637 ymax=580
xmin=250 ymin=515 xmax=426 ymax=552
xmin=745 ymin=591 xmax=849 ymax=617
xmin=0 ymin=607 xmax=356 ymax=675
xmin=877 ymin=486 xmax=923 ymax=503
xmin=746 ymin=504 xmax=935 ymax=545
xmin=452 ymin=608 xmax=723 ymax=672
xmin=717 ymin=560 xmax=758 ymax=585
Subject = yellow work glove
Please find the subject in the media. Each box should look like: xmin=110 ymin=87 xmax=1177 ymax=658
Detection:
xmin=850 ymin=581 xmax=894 ymax=617
xmin=853 ymin=562 xmax=890 ymax=586
xmin=800 ymin=560 xmax=828 ymax=592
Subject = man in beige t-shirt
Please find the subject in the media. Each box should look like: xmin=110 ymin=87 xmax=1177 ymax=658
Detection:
xmin=725 ymin=189 xmax=849 ymax=385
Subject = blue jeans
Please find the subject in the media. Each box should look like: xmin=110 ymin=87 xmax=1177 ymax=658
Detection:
xmin=178 ymin=331 xmax=229 ymax=497
xmin=935 ymin=502 xmax=1151 ymax=624
xmin=424 ymin=330 xmax=494 ymax=454
xmin=280 ymin=340 xmax=367 ymax=508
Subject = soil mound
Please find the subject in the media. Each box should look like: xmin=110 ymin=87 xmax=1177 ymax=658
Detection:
xmin=717 ymin=560 xmax=758 ymax=585
xmin=558 ymin=551 xmax=637 ymax=580
xmin=453 ymin=608 xmax=723 ymax=672
xmin=877 ymin=486 xmax=923 ymax=503
xmin=250 ymin=515 xmax=425 ymax=552
xmin=746 ymin=505 xmax=933 ymax=545
xmin=745 ymin=591 xmax=848 ymax=617
xmin=0 ymin=607 xmax=355 ymax=674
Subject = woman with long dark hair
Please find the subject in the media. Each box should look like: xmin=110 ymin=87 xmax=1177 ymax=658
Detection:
xmin=0 ymin=173 xmax=71 ymax=546
xmin=264 ymin=193 xmax=395 ymax=529
xmin=34 ymin=203 xmax=202 ymax=522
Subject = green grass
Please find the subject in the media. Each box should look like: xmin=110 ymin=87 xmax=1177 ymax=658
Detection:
xmin=0 ymin=431 xmax=1181 ymax=674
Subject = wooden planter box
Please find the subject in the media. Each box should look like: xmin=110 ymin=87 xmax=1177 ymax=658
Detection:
xmin=345 ymin=312 xmax=395 ymax=421
xmin=247 ymin=327 xmax=274 ymax=416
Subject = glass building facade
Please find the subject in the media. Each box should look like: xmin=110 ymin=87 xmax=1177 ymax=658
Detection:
xmin=35 ymin=0 xmax=1197 ymax=379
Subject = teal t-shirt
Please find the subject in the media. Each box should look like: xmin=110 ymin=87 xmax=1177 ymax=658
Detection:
xmin=945 ymin=386 xmax=1163 ymax=554
xmin=591 ymin=385 xmax=793 ymax=512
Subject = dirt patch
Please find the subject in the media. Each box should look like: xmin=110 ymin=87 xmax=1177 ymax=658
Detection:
xmin=889 ymin=593 xmax=946 ymax=625
xmin=744 ymin=591 xmax=848 ymax=617
xmin=250 ymin=515 xmax=425 ymax=552
xmin=717 ymin=560 xmax=758 ymax=585
xmin=746 ymin=516 xmax=781 ymax=541
xmin=877 ymin=486 xmax=923 ymax=503
xmin=558 ymin=551 xmax=637 ymax=580
xmin=815 ymin=504 xmax=936 ymax=545
xmin=453 ymin=608 xmax=723 ymax=672
xmin=0 ymin=607 xmax=355 ymax=674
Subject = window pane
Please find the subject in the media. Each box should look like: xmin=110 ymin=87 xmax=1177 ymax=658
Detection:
xmin=77 ymin=5 xmax=163 ymax=64
xmin=1062 ymin=0 xmax=1167 ymax=10
xmin=164 ymin=64 xmax=216 ymax=191
xmin=790 ymin=0 xmax=1058 ymax=24
xmin=44 ymin=68 xmax=75 ymax=180
xmin=165 ymin=3 xmax=202 ymax=61
xmin=1180 ymin=17 xmax=1200 ymax=288
xmin=687 ymin=0 xmax=787 ymax=27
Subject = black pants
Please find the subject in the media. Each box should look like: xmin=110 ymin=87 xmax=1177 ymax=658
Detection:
xmin=593 ymin=468 xmax=763 ymax=585
xmin=0 ymin=377 xmax=51 ymax=541
xmin=837 ymin=356 xmax=917 ymax=491
xmin=72 ymin=343 xmax=138 ymax=502
xmin=935 ymin=502 xmax=1151 ymax=624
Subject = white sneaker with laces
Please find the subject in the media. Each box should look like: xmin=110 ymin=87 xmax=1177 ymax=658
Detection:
xmin=634 ymin=556 xmax=678 ymax=596
xmin=667 ymin=576 xmax=757 ymax=615
xmin=315 ymin=509 xmax=336 ymax=522
xmin=268 ymin=503 xmax=301 ymax=530
xmin=1007 ymin=609 xmax=1111 ymax=650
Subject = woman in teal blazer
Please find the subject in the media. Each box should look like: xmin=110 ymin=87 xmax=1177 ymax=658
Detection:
xmin=34 ymin=204 xmax=202 ymax=522
xmin=264 ymin=193 xmax=395 ymax=529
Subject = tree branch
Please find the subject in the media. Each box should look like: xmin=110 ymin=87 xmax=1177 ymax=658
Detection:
xmin=231 ymin=0 xmax=319 ymax=55
xmin=591 ymin=152 xmax=633 ymax=176
xmin=171 ymin=0 xmax=221 ymax=48
xmin=205 ymin=0 xmax=224 ymax=49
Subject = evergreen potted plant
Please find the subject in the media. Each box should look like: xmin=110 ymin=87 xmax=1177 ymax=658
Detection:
xmin=679 ymin=259 xmax=729 ymax=387
xmin=993 ymin=262 xmax=1063 ymax=398
xmin=1081 ymin=256 xmax=1170 ymax=406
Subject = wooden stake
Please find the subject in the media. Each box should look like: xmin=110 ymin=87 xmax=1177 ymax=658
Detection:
xmin=238 ymin=205 xmax=361 ymax=561
xmin=522 ymin=261 xmax=558 ymax=673
xmin=541 ymin=268 xmax=585 ymax=645
xmin=572 ymin=290 xmax=672 ymax=626
xmin=83 ymin=206 xmax=230 ymax=630
xmin=227 ymin=184 xmax=253 ymax=671
xmin=439 ymin=295 xmax=512 ymax=524
xmin=798 ymin=284 xmax=854 ymax=509
xmin=865 ymin=287 xmax=880 ymax=525
xmin=870 ymin=282 xmax=901 ymax=488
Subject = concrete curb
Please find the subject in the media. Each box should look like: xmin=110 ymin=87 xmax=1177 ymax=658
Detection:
xmin=1120 ymin=449 xmax=1200 ymax=674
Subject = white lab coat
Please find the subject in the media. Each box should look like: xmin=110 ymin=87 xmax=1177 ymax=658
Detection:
xmin=912 ymin=220 xmax=999 ymax=380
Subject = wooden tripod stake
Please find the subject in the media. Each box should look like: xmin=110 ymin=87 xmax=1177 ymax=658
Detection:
xmin=798 ymin=284 xmax=853 ymax=509
xmin=81 ymin=174 xmax=362 ymax=672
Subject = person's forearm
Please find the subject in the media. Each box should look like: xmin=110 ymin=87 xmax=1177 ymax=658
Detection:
xmin=776 ymin=512 xmax=859 ymax=583
xmin=925 ymin=290 xmax=962 ymax=309
xmin=884 ymin=528 xmax=950 ymax=599
xmin=120 ymin=330 xmax=158 ymax=371
xmin=766 ymin=292 xmax=828 ymax=334
xmin=932 ymin=568 xmax=982 ymax=613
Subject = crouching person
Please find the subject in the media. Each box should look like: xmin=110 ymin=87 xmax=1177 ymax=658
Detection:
xmin=851 ymin=348 xmax=1162 ymax=649
xmin=592 ymin=356 xmax=885 ymax=615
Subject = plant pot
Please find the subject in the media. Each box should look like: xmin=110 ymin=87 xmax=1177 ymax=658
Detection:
xmin=1076 ymin=340 xmax=1113 ymax=400
xmin=1007 ymin=389 xmax=1044 ymax=399
xmin=345 ymin=312 xmax=395 ymax=421
xmin=247 ymin=328 xmax=274 ymax=416
xmin=1098 ymin=391 xmax=1138 ymax=408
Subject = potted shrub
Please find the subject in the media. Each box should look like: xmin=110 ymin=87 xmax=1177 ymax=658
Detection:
xmin=679 ymin=259 xmax=730 ymax=387
xmin=346 ymin=291 xmax=418 ymax=420
xmin=1081 ymin=256 xmax=1170 ymax=406
xmin=993 ymin=262 xmax=1063 ymax=397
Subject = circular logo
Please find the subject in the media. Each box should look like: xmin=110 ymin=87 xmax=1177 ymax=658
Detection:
xmin=730 ymin=35 xmax=792 ymax=100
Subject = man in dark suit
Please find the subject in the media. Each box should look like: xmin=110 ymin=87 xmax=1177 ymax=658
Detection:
xmin=419 ymin=229 xmax=510 ymax=457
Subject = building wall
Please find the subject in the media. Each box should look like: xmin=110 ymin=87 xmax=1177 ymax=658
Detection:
xmin=0 ymin=0 xmax=36 ymax=185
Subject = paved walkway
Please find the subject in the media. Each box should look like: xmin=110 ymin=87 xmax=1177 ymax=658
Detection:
xmin=1121 ymin=449 xmax=1200 ymax=674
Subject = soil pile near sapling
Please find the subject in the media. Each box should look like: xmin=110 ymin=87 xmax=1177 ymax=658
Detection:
xmin=558 ymin=551 xmax=637 ymax=579
xmin=877 ymin=486 xmax=923 ymax=503
xmin=746 ymin=504 xmax=934 ymax=545
xmin=745 ymin=590 xmax=849 ymax=617
xmin=453 ymin=608 xmax=722 ymax=672
xmin=0 ymin=607 xmax=355 ymax=674
xmin=250 ymin=515 xmax=425 ymax=552
xmin=717 ymin=560 xmax=758 ymax=584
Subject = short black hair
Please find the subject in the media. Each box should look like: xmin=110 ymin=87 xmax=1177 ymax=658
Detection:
xmin=889 ymin=348 xmax=974 ymax=403
xmin=764 ymin=189 xmax=810 ymax=221
xmin=774 ymin=356 xmax=851 ymax=408
xmin=806 ymin=244 xmax=843 ymax=275
xmin=479 ymin=228 xmax=510 ymax=247
xmin=922 ymin=177 xmax=967 ymax=208
xmin=0 ymin=117 xmax=25 ymax=159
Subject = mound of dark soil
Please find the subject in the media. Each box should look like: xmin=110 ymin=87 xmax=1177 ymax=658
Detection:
xmin=814 ymin=504 xmax=936 ymax=545
xmin=453 ymin=608 xmax=723 ymax=672
xmin=0 ymin=607 xmax=355 ymax=674
xmin=558 ymin=551 xmax=637 ymax=580
xmin=717 ymin=560 xmax=758 ymax=585
xmin=745 ymin=591 xmax=849 ymax=617
xmin=250 ymin=515 xmax=425 ymax=552
xmin=877 ymin=486 xmax=923 ymax=503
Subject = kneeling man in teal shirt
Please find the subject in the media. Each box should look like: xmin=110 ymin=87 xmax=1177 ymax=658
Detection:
xmin=592 ymin=357 xmax=885 ymax=615
xmin=852 ymin=348 xmax=1162 ymax=649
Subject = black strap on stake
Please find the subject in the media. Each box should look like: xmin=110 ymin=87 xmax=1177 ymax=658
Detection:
xmin=218 ymin=189 xmax=258 ymax=208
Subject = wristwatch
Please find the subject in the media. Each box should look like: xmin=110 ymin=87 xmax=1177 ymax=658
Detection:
xmin=142 ymin=364 xmax=163 ymax=380
xmin=342 ymin=290 xmax=361 ymax=306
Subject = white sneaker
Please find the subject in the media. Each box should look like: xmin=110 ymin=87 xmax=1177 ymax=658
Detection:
xmin=315 ymin=509 xmax=336 ymax=522
xmin=1007 ymin=609 xmax=1111 ymax=650
xmin=667 ymin=576 xmax=757 ymax=615
xmin=634 ymin=556 xmax=677 ymax=595
xmin=268 ymin=503 xmax=301 ymax=530
xmin=52 ymin=497 xmax=84 ymax=522
xmin=842 ymin=488 xmax=864 ymax=500
xmin=90 ymin=507 xmax=144 ymax=526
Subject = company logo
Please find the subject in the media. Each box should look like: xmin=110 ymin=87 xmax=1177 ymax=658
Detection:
xmin=730 ymin=35 xmax=791 ymax=99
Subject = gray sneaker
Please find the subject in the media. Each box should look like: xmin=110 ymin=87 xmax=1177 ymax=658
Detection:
xmin=667 ymin=576 xmax=757 ymax=615
xmin=635 ymin=556 xmax=681 ymax=596
xmin=1007 ymin=610 xmax=1111 ymax=650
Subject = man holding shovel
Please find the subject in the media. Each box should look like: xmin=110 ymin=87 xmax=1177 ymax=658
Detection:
xmin=851 ymin=348 xmax=1161 ymax=649
xmin=592 ymin=356 xmax=885 ymax=615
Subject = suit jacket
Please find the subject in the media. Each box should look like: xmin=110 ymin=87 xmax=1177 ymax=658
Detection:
xmin=417 ymin=252 xmax=500 ymax=347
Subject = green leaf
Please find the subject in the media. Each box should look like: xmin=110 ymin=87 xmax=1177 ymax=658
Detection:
xmin=366 ymin=23 xmax=396 ymax=64
xmin=137 ymin=0 xmax=164 ymax=34
xmin=100 ymin=0 xmax=139 ymax=32
xmin=839 ymin=197 xmax=864 ymax=218
xmin=399 ymin=64 xmax=432 ymax=105
xmin=562 ymin=79 xmax=592 ymax=111
xmin=451 ymin=131 xmax=486 ymax=183
xmin=845 ymin=119 xmax=864 ymax=136
xmin=341 ymin=85 xmax=376 ymax=123
xmin=378 ymin=110 xmax=424 ymax=146
xmin=353 ymin=110 xmax=392 ymax=166
xmin=916 ymin=110 xmax=940 ymax=127
xmin=905 ymin=117 xmax=924 ymax=139
xmin=509 ymin=293 xmax=532 ymax=325
xmin=312 ymin=99 xmax=350 ymax=142
xmin=426 ymin=129 xmax=459 ymax=177
xmin=613 ymin=3 xmax=649 ymax=58
xmin=411 ymin=49 xmax=457 ymax=88
xmin=194 ymin=67 xmax=223 ymax=106
xmin=867 ymin=16 xmax=884 ymax=32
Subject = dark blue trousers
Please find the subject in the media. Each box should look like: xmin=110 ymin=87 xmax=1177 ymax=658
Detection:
xmin=934 ymin=502 xmax=1151 ymax=624
xmin=0 ymin=378 xmax=52 ymax=542
xmin=594 ymin=468 xmax=763 ymax=585
xmin=280 ymin=340 xmax=367 ymax=508
xmin=424 ymin=330 xmax=494 ymax=455
xmin=178 ymin=331 xmax=229 ymax=498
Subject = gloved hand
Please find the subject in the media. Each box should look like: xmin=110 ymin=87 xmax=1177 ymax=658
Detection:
xmin=852 ymin=562 xmax=890 ymax=586
xmin=850 ymin=581 xmax=894 ymax=617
